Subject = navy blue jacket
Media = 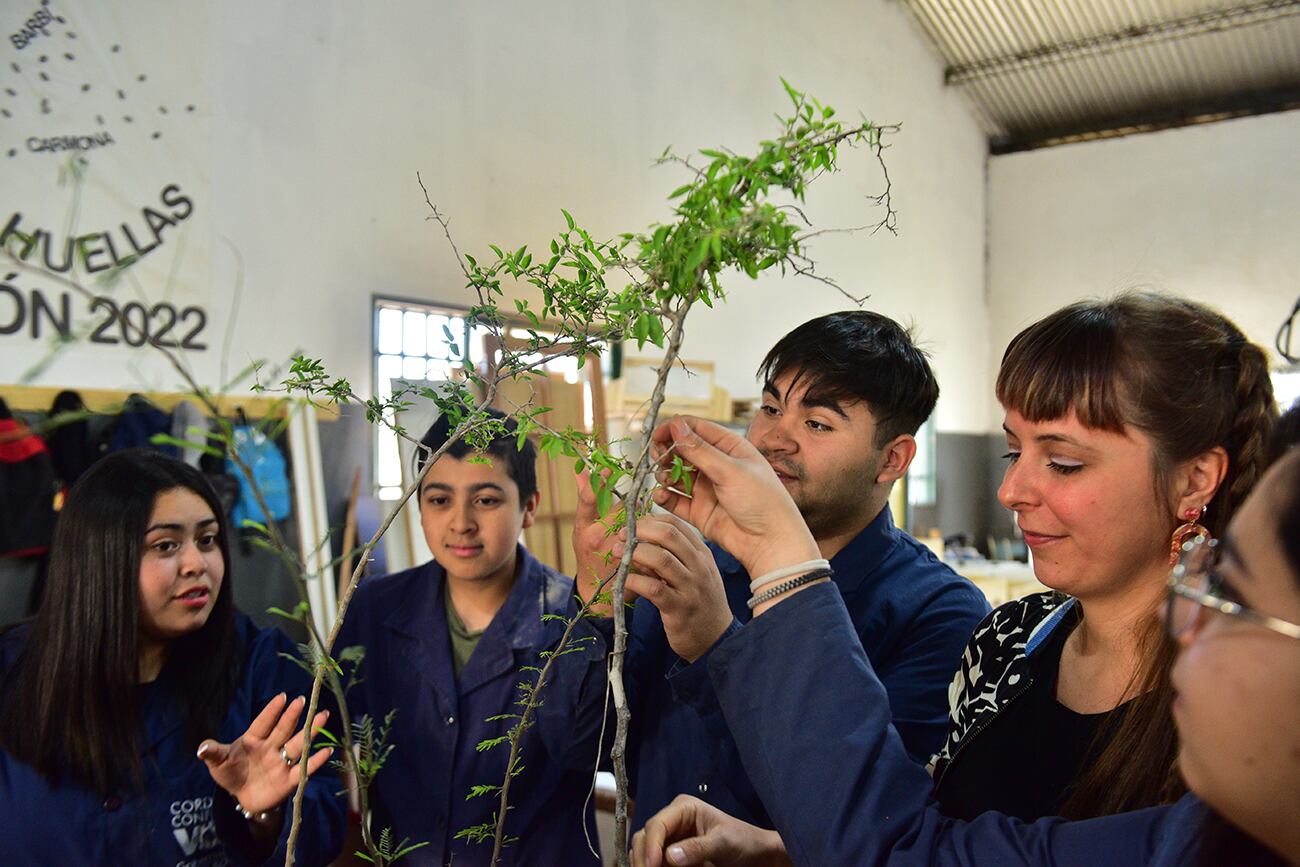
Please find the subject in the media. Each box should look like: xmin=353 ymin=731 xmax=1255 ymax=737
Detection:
xmin=626 ymin=505 xmax=990 ymax=830
xmin=336 ymin=546 xmax=607 ymax=866
xmin=710 ymin=582 xmax=1208 ymax=866
xmin=0 ymin=614 xmax=346 ymax=866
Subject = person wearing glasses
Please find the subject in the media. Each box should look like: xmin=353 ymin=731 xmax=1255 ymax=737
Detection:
xmin=612 ymin=292 xmax=1277 ymax=827
xmin=629 ymin=415 xmax=1300 ymax=866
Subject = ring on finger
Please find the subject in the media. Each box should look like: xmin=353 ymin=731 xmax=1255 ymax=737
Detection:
xmin=279 ymin=746 xmax=294 ymax=767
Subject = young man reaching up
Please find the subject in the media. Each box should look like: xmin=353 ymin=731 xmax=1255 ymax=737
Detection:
xmin=574 ymin=311 xmax=990 ymax=831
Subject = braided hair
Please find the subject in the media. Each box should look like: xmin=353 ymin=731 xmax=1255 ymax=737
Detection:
xmin=996 ymin=290 xmax=1278 ymax=819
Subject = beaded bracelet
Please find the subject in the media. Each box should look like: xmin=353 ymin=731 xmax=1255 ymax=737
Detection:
xmin=746 ymin=567 xmax=833 ymax=610
xmin=234 ymin=800 xmax=279 ymax=823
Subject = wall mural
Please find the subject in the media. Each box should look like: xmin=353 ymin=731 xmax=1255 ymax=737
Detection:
xmin=1 ymin=1 xmax=211 ymax=380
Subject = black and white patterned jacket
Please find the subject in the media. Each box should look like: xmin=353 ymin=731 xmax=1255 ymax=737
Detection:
xmin=927 ymin=590 xmax=1077 ymax=785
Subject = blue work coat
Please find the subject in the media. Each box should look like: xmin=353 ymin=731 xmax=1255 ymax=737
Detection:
xmin=709 ymin=582 xmax=1206 ymax=866
xmin=0 ymin=614 xmax=346 ymax=866
xmin=337 ymin=546 xmax=607 ymax=866
xmin=626 ymin=505 xmax=990 ymax=830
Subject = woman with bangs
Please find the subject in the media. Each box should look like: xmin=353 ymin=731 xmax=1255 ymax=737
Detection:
xmin=628 ymin=413 xmax=1300 ymax=866
xmin=928 ymin=291 xmax=1278 ymax=822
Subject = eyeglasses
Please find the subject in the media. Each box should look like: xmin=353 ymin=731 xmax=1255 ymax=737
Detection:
xmin=1276 ymin=295 xmax=1299 ymax=364
xmin=1167 ymin=535 xmax=1300 ymax=641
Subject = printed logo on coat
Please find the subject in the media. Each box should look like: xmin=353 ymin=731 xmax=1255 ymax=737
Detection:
xmin=169 ymin=795 xmax=229 ymax=866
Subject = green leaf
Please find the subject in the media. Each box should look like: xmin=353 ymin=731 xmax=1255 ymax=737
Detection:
xmin=313 ymin=727 xmax=341 ymax=747
xmin=267 ymin=600 xmax=310 ymax=622
xmin=239 ymin=517 xmax=269 ymax=534
xmin=147 ymin=433 xmax=225 ymax=458
xmin=562 ymin=209 xmax=575 ymax=230
xmin=595 ymin=484 xmax=613 ymax=517
xmin=633 ymin=313 xmax=651 ymax=347
xmin=647 ymin=314 xmax=665 ymax=346
xmin=395 ymin=841 xmax=431 ymax=858
xmin=780 ymin=76 xmax=801 ymax=105
xmin=337 ymin=645 xmax=366 ymax=664
xmin=685 ymin=235 xmax=710 ymax=274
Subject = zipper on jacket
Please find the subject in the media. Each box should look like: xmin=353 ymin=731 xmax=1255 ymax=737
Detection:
xmin=933 ymin=668 xmax=1037 ymax=789
xmin=934 ymin=593 xmax=1070 ymax=788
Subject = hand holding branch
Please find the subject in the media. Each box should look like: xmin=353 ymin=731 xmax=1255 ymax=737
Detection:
xmin=612 ymin=513 xmax=734 ymax=662
xmin=650 ymin=416 xmax=819 ymax=580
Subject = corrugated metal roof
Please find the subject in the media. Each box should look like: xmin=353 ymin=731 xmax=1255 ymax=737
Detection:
xmin=900 ymin=0 xmax=1300 ymax=152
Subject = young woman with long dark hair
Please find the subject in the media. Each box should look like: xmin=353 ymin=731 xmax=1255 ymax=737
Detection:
xmin=0 ymin=449 xmax=345 ymax=865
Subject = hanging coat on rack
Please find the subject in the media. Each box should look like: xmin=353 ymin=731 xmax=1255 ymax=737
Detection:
xmin=170 ymin=399 xmax=209 ymax=468
xmin=0 ymin=398 xmax=60 ymax=558
xmin=45 ymin=390 xmax=96 ymax=489
xmin=107 ymin=395 xmax=177 ymax=457
xmin=229 ymin=415 xmax=292 ymax=530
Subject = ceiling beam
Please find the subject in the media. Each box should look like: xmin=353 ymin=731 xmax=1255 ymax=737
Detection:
xmin=946 ymin=0 xmax=1300 ymax=86
xmin=989 ymin=86 xmax=1300 ymax=154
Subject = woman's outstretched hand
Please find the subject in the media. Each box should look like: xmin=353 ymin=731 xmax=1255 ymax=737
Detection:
xmin=650 ymin=416 xmax=819 ymax=579
xmin=197 ymin=692 xmax=333 ymax=818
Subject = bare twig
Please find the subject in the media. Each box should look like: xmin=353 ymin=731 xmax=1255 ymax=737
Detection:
xmin=608 ymin=296 xmax=692 ymax=864
xmin=785 ymin=254 xmax=871 ymax=306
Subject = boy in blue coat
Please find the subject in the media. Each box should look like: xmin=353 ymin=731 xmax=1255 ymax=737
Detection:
xmin=338 ymin=409 xmax=607 ymax=866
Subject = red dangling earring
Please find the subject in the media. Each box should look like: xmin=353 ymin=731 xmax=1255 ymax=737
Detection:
xmin=1169 ymin=505 xmax=1209 ymax=566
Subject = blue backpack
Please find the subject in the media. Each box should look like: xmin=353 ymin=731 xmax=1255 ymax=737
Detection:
xmin=229 ymin=425 xmax=292 ymax=529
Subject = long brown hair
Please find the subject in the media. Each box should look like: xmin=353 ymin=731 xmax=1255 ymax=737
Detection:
xmin=996 ymin=291 xmax=1277 ymax=819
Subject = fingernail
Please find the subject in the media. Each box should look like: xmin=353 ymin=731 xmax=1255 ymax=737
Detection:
xmin=296 ymin=695 xmax=306 ymax=705
xmin=196 ymin=743 xmax=209 ymax=759
xmin=612 ymin=542 xmax=625 ymax=557
xmin=670 ymin=417 xmax=692 ymax=442
xmin=667 ymin=845 xmax=687 ymax=865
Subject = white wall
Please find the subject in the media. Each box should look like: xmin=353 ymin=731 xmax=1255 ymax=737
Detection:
xmin=1 ymin=0 xmax=991 ymax=432
xmin=987 ymin=110 xmax=1300 ymax=426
